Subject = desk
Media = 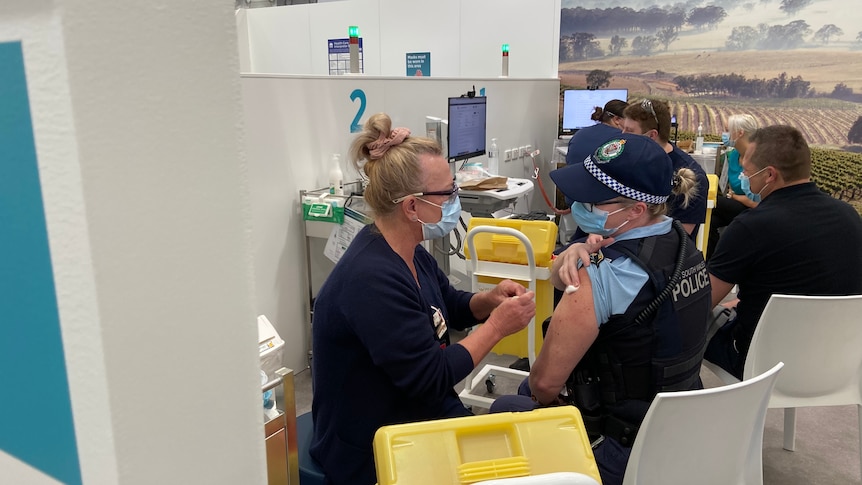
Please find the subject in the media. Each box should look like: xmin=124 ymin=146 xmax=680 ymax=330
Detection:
xmin=458 ymin=177 xmax=534 ymax=218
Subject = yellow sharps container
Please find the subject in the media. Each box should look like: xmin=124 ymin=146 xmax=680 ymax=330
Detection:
xmin=464 ymin=217 xmax=558 ymax=359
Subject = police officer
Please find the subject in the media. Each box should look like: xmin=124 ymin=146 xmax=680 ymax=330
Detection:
xmin=491 ymin=134 xmax=712 ymax=485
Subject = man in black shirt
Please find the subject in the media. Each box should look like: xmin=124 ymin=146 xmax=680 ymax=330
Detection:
xmin=705 ymin=125 xmax=862 ymax=378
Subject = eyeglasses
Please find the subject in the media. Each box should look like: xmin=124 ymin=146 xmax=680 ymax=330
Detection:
xmin=392 ymin=182 xmax=459 ymax=204
xmin=584 ymin=198 xmax=627 ymax=213
xmin=641 ymin=99 xmax=659 ymax=127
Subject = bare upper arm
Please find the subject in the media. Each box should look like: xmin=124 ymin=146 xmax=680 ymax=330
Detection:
xmin=529 ymin=266 xmax=600 ymax=401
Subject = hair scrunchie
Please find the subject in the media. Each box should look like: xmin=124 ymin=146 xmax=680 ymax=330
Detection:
xmin=366 ymin=127 xmax=411 ymax=160
xmin=671 ymin=173 xmax=682 ymax=188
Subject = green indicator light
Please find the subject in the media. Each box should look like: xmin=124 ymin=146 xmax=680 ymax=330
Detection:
xmin=502 ymin=44 xmax=509 ymax=53
xmin=349 ymin=26 xmax=360 ymax=38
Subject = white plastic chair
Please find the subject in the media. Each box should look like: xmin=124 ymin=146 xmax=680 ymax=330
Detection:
xmin=475 ymin=472 xmax=600 ymax=485
xmin=703 ymin=294 xmax=862 ymax=477
xmin=623 ymin=362 xmax=784 ymax=485
xmin=458 ymin=225 xmax=539 ymax=410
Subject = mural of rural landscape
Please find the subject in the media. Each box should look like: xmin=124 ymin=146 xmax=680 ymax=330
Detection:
xmin=559 ymin=0 xmax=862 ymax=210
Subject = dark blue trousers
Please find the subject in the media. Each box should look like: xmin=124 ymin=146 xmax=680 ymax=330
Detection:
xmin=489 ymin=378 xmax=630 ymax=485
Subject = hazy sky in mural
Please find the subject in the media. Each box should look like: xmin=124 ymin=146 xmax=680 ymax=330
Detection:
xmin=562 ymin=0 xmax=862 ymax=50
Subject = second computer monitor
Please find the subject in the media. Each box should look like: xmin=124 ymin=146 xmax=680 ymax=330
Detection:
xmin=447 ymin=96 xmax=487 ymax=162
xmin=561 ymin=89 xmax=628 ymax=134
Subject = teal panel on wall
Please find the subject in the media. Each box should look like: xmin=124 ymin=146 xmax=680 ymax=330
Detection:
xmin=0 ymin=41 xmax=83 ymax=485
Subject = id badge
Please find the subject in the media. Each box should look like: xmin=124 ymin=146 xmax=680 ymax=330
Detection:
xmin=430 ymin=305 xmax=448 ymax=338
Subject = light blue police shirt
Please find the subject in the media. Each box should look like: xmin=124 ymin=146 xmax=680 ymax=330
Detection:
xmin=580 ymin=217 xmax=674 ymax=326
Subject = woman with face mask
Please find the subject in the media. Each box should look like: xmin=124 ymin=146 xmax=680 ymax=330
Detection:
xmin=309 ymin=113 xmax=536 ymax=485
xmin=491 ymin=134 xmax=710 ymax=485
xmin=706 ymin=114 xmax=759 ymax=259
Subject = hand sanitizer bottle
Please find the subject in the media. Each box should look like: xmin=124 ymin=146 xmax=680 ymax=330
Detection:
xmin=696 ymin=123 xmax=704 ymax=154
xmin=488 ymin=138 xmax=499 ymax=175
xmin=329 ymin=154 xmax=344 ymax=195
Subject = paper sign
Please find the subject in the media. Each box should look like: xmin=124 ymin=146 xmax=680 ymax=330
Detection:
xmin=323 ymin=211 xmax=367 ymax=263
xmin=406 ymin=52 xmax=430 ymax=76
xmin=328 ymin=38 xmax=364 ymax=75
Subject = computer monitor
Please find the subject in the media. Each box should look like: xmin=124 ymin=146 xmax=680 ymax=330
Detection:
xmin=561 ymin=89 xmax=628 ymax=134
xmin=447 ymin=96 xmax=487 ymax=161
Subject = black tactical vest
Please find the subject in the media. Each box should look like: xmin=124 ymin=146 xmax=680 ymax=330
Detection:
xmin=565 ymin=221 xmax=712 ymax=446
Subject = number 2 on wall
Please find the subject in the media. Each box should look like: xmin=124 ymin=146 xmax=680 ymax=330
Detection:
xmin=350 ymin=89 xmax=366 ymax=133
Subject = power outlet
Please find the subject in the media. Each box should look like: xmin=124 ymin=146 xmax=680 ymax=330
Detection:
xmin=518 ymin=146 xmax=527 ymax=158
xmin=504 ymin=149 xmax=514 ymax=161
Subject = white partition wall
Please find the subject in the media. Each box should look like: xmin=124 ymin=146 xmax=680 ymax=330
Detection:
xmin=1 ymin=2 xmax=265 ymax=485
xmin=242 ymin=74 xmax=560 ymax=371
xmin=241 ymin=0 xmax=562 ymax=77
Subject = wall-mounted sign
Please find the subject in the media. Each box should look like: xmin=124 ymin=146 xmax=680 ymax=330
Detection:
xmin=406 ymin=52 xmax=430 ymax=77
xmin=328 ymin=38 xmax=364 ymax=75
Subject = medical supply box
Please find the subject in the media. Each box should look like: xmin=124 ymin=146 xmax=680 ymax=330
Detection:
xmin=373 ymin=406 xmax=600 ymax=485
xmin=465 ymin=217 xmax=558 ymax=358
xmin=257 ymin=315 xmax=285 ymax=380
xmin=464 ymin=217 xmax=557 ymax=267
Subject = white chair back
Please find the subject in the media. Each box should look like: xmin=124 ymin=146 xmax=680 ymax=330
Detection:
xmin=704 ymin=294 xmax=862 ymax=480
xmin=741 ymin=294 xmax=862 ymax=471
xmin=623 ymin=362 xmax=784 ymax=485
xmin=743 ymin=294 xmax=862 ymax=408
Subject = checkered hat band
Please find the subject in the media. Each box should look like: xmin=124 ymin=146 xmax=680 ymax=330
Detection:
xmin=583 ymin=157 xmax=669 ymax=204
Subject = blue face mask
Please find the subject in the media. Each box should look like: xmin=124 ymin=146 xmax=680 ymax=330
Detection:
xmin=418 ymin=196 xmax=462 ymax=240
xmin=738 ymin=167 xmax=769 ymax=203
xmin=570 ymin=201 xmax=629 ymax=237
xmin=721 ymin=132 xmax=731 ymax=147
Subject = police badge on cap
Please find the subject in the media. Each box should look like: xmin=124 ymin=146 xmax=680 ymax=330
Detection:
xmin=549 ymin=133 xmax=674 ymax=204
xmin=595 ymin=139 xmax=626 ymax=163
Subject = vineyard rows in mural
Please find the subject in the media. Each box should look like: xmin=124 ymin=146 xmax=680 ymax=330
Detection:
xmin=665 ymin=100 xmax=862 ymax=147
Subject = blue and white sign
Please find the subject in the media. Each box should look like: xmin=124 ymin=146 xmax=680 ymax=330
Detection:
xmin=0 ymin=41 xmax=82 ymax=485
xmin=406 ymin=52 xmax=430 ymax=77
xmin=327 ymin=38 xmax=364 ymax=75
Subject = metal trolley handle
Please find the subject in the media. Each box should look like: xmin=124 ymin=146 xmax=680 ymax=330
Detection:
xmin=464 ymin=225 xmax=537 ymax=365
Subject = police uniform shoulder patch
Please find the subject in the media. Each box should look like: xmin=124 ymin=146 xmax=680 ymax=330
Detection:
xmin=595 ymin=139 xmax=626 ymax=163
xmin=589 ymin=249 xmax=605 ymax=267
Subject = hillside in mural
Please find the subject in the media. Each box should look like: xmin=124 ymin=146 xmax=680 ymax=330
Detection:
xmin=559 ymin=0 xmax=862 ymax=149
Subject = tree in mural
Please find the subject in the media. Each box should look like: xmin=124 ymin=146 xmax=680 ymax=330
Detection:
xmin=560 ymin=36 xmax=573 ymax=61
xmin=568 ymin=32 xmax=602 ymax=60
xmin=849 ymin=116 xmax=862 ymax=144
xmin=813 ymin=24 xmax=843 ymax=44
xmin=608 ymin=35 xmax=628 ymax=56
xmin=758 ymin=20 xmax=810 ymax=49
xmin=674 ymin=72 xmax=811 ymax=98
xmin=632 ymin=36 xmax=659 ymax=56
xmin=656 ymin=27 xmax=679 ymax=51
xmin=780 ymin=0 xmax=812 ymax=15
xmin=687 ymin=6 xmax=727 ymax=30
xmin=586 ymin=69 xmax=612 ymax=89
xmin=726 ymin=26 xmax=760 ymax=50
xmin=832 ymin=83 xmax=854 ymax=100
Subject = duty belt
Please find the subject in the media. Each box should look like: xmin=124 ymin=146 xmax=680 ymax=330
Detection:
xmin=581 ymin=412 xmax=640 ymax=448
